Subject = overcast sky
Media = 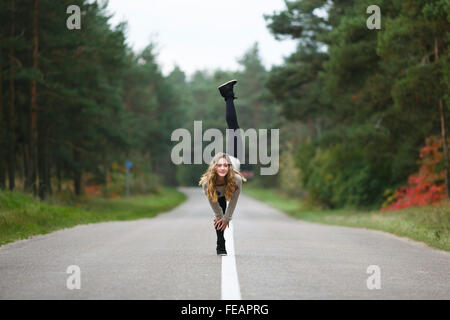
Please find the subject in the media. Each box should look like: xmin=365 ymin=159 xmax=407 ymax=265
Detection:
xmin=104 ymin=0 xmax=299 ymax=78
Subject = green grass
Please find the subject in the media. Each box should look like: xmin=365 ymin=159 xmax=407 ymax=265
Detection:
xmin=0 ymin=188 xmax=187 ymax=247
xmin=243 ymin=187 xmax=450 ymax=252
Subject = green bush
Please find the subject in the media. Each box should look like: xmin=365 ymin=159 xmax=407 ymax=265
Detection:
xmin=176 ymin=163 xmax=208 ymax=186
xmin=295 ymin=141 xmax=384 ymax=209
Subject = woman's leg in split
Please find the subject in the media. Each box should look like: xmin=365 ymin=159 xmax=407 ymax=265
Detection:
xmin=216 ymin=196 xmax=227 ymax=255
xmin=225 ymin=97 xmax=243 ymax=160
xmin=226 ymin=98 xmax=239 ymax=130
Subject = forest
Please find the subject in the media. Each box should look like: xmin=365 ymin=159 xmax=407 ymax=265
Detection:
xmin=1 ymin=0 xmax=449 ymax=211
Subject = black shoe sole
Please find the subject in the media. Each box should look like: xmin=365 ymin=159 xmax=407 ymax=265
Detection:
xmin=217 ymin=79 xmax=237 ymax=90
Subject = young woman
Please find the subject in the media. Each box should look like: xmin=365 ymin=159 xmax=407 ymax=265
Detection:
xmin=198 ymin=79 xmax=246 ymax=256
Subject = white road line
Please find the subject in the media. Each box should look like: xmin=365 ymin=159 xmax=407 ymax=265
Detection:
xmin=221 ymin=221 xmax=242 ymax=300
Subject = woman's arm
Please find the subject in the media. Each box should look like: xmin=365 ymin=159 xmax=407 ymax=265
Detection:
xmin=222 ymin=175 xmax=242 ymax=222
xmin=202 ymin=182 xmax=224 ymax=219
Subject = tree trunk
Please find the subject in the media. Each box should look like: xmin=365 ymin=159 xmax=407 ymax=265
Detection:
xmin=435 ymin=36 xmax=450 ymax=199
xmin=45 ymin=127 xmax=52 ymax=196
xmin=8 ymin=0 xmax=16 ymax=191
xmin=73 ymin=147 xmax=82 ymax=196
xmin=40 ymin=125 xmax=52 ymax=199
xmin=29 ymin=0 xmax=39 ymax=197
xmin=0 ymin=36 xmax=5 ymax=190
xmin=38 ymin=125 xmax=47 ymax=200
xmin=56 ymin=163 xmax=61 ymax=192
xmin=439 ymin=99 xmax=449 ymax=198
xmin=21 ymin=141 xmax=28 ymax=186
xmin=103 ymin=159 xmax=109 ymax=198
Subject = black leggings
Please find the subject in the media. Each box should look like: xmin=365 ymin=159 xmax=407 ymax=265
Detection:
xmin=226 ymin=98 xmax=239 ymax=131
xmin=216 ymin=98 xmax=240 ymax=240
xmin=218 ymin=195 xmax=227 ymax=213
xmin=216 ymin=195 xmax=227 ymax=241
xmin=225 ymin=98 xmax=242 ymax=159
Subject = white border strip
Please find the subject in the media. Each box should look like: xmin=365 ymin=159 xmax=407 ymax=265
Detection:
xmin=221 ymin=221 xmax=241 ymax=300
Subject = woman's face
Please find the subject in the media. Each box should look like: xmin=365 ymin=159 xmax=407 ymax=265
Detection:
xmin=215 ymin=157 xmax=229 ymax=178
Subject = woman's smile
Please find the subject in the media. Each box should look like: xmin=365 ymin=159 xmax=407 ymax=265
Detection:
xmin=216 ymin=158 xmax=229 ymax=177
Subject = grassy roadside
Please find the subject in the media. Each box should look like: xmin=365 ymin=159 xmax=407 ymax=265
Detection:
xmin=0 ymin=188 xmax=187 ymax=247
xmin=243 ymin=187 xmax=450 ymax=252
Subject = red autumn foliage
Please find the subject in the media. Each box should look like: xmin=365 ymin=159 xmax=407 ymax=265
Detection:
xmin=85 ymin=184 xmax=103 ymax=197
xmin=381 ymin=136 xmax=448 ymax=211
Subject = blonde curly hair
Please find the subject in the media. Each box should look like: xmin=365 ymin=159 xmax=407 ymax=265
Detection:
xmin=198 ymin=152 xmax=247 ymax=203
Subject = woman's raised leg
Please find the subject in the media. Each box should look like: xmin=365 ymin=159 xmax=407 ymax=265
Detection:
xmin=218 ymin=80 xmax=243 ymax=160
xmin=226 ymin=98 xmax=243 ymax=159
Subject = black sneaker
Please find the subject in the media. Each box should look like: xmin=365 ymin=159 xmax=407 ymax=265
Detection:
xmin=216 ymin=241 xmax=227 ymax=256
xmin=218 ymin=79 xmax=237 ymax=101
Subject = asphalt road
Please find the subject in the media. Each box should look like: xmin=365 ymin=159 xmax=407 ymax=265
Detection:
xmin=0 ymin=187 xmax=449 ymax=299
